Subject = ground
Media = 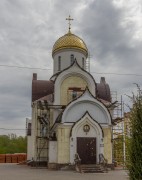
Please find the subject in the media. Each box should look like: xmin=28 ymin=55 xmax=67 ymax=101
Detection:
xmin=0 ymin=164 xmax=128 ymax=180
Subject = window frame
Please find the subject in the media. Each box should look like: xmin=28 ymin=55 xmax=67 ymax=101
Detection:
xmin=58 ymin=56 xmax=61 ymax=71
xmin=70 ymin=54 xmax=74 ymax=64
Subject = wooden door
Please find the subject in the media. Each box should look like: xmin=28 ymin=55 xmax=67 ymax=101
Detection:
xmin=77 ymin=137 xmax=96 ymax=164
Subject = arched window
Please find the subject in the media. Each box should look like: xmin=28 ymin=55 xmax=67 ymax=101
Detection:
xmin=82 ymin=57 xmax=85 ymax=69
xmin=58 ymin=56 xmax=61 ymax=71
xmin=70 ymin=54 xmax=74 ymax=64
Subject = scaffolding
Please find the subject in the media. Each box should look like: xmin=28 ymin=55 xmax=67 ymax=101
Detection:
xmin=35 ymin=101 xmax=50 ymax=167
xmin=33 ymin=100 xmax=65 ymax=167
xmin=111 ymin=91 xmax=125 ymax=167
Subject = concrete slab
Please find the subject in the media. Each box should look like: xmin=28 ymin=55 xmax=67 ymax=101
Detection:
xmin=0 ymin=164 xmax=129 ymax=180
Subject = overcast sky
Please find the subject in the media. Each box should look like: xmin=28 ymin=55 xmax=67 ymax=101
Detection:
xmin=0 ymin=0 xmax=142 ymax=136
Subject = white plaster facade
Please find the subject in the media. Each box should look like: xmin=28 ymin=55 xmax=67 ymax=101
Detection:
xmin=53 ymin=49 xmax=87 ymax=74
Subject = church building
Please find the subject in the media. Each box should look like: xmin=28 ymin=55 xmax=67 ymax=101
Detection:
xmin=27 ymin=17 xmax=114 ymax=169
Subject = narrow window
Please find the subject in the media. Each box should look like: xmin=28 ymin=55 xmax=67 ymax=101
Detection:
xmin=27 ymin=123 xmax=31 ymax=136
xmin=82 ymin=57 xmax=85 ymax=69
xmin=58 ymin=56 xmax=61 ymax=71
xmin=70 ymin=54 xmax=74 ymax=64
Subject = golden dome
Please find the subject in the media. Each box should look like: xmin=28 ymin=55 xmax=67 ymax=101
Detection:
xmin=52 ymin=32 xmax=88 ymax=57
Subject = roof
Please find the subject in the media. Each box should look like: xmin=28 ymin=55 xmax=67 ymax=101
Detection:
xmin=52 ymin=31 xmax=88 ymax=57
xmin=96 ymin=77 xmax=111 ymax=102
xmin=36 ymin=94 xmax=53 ymax=102
xmin=32 ymin=74 xmax=111 ymax=103
xmin=32 ymin=73 xmax=54 ymax=102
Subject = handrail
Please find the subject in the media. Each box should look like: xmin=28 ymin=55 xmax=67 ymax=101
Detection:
xmin=74 ymin=153 xmax=81 ymax=173
xmin=99 ymin=153 xmax=108 ymax=172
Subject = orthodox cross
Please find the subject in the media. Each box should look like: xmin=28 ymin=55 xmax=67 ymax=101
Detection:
xmin=66 ymin=15 xmax=74 ymax=32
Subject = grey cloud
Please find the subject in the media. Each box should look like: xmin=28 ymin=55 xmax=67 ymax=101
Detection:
xmin=77 ymin=0 xmax=142 ymax=70
xmin=0 ymin=0 xmax=141 ymax=135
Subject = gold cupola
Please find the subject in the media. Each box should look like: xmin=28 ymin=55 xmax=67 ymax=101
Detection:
xmin=52 ymin=31 xmax=88 ymax=57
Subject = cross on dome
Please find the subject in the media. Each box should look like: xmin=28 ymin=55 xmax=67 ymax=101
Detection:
xmin=66 ymin=15 xmax=74 ymax=33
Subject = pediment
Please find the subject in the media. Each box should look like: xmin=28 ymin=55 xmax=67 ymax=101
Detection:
xmin=61 ymin=88 xmax=112 ymax=125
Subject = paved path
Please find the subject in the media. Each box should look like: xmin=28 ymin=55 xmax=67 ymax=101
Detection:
xmin=0 ymin=164 xmax=129 ymax=180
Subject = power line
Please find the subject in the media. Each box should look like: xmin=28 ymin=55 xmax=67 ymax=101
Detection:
xmin=0 ymin=128 xmax=26 ymax=131
xmin=0 ymin=64 xmax=52 ymax=70
xmin=0 ymin=64 xmax=142 ymax=77
xmin=91 ymin=72 xmax=142 ymax=77
xmin=0 ymin=128 xmax=45 ymax=131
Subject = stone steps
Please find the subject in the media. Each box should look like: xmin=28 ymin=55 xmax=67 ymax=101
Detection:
xmin=80 ymin=164 xmax=107 ymax=173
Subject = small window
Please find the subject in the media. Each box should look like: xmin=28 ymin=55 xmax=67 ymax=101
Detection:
xmin=82 ymin=57 xmax=85 ymax=69
xmin=58 ymin=56 xmax=61 ymax=71
xmin=68 ymin=87 xmax=85 ymax=102
xmin=27 ymin=123 xmax=31 ymax=136
xmin=72 ymin=91 xmax=77 ymax=99
xmin=70 ymin=54 xmax=74 ymax=64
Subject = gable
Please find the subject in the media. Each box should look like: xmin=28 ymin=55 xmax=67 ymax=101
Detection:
xmin=53 ymin=61 xmax=96 ymax=105
xmin=61 ymin=89 xmax=112 ymax=125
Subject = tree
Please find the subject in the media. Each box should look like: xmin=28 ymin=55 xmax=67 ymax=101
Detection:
xmin=0 ymin=134 xmax=27 ymax=154
xmin=127 ymin=86 xmax=142 ymax=180
xmin=113 ymin=135 xmax=123 ymax=166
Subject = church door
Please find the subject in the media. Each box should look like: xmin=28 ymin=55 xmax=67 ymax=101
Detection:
xmin=77 ymin=137 xmax=96 ymax=164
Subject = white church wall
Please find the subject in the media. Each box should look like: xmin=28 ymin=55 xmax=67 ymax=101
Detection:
xmin=103 ymin=127 xmax=112 ymax=163
xmin=53 ymin=50 xmax=86 ymax=74
xmin=57 ymin=125 xmax=71 ymax=164
xmin=48 ymin=141 xmax=57 ymax=163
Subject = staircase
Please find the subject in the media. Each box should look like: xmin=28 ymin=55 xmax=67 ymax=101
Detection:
xmin=80 ymin=164 xmax=107 ymax=173
xmin=74 ymin=154 xmax=108 ymax=173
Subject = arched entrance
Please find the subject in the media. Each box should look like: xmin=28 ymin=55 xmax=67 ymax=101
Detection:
xmin=77 ymin=137 xmax=96 ymax=164
xmin=70 ymin=112 xmax=104 ymax=164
